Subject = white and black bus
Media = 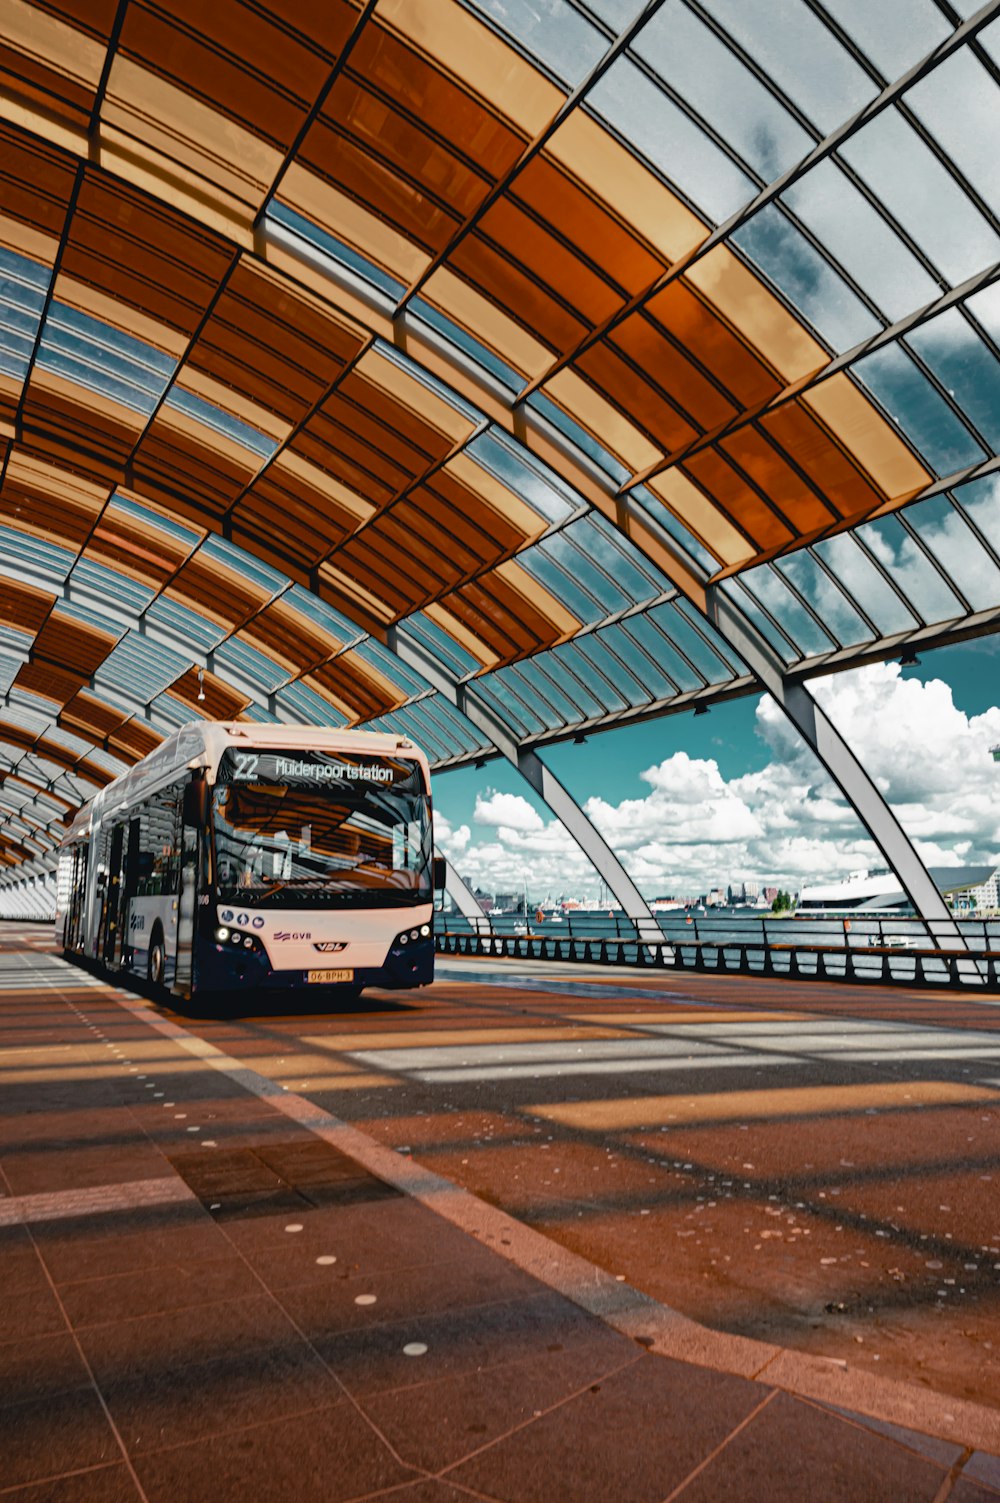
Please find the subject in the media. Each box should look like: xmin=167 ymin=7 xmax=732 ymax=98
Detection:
xmin=56 ymin=722 xmax=443 ymax=1005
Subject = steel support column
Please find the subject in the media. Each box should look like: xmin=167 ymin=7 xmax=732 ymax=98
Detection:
xmin=392 ymin=632 xmax=662 ymax=941
xmin=443 ymin=858 xmax=493 ymax=934
xmin=708 ymin=589 xmax=968 ymax=949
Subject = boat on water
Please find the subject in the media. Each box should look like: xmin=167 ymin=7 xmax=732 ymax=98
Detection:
xmin=797 ymin=864 xmax=998 ymax=916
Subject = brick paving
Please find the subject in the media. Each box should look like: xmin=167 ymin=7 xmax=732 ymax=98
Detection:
xmin=1 ymin=925 xmax=998 ymax=1501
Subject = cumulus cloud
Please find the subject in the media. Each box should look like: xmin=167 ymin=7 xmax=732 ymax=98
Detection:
xmin=446 ymin=663 xmax=1000 ymax=900
xmin=474 ymin=790 xmax=545 ymax=833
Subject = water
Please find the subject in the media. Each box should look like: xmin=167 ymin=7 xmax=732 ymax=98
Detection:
xmin=445 ymin=907 xmax=1000 ymax=954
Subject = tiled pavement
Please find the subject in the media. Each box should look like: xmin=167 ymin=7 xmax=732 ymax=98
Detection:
xmin=1 ymin=930 xmax=999 ymax=1502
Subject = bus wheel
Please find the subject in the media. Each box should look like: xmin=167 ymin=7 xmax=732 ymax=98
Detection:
xmin=147 ymin=926 xmax=166 ymax=995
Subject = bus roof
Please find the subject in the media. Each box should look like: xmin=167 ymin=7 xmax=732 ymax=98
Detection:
xmin=59 ymin=722 xmax=430 ymax=848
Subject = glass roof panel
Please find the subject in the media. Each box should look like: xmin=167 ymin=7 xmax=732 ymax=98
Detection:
xmin=70 ymin=559 xmax=154 ymax=617
xmin=200 ymin=536 xmax=288 ymax=596
xmin=623 ymin=612 xmax=701 ymax=691
xmin=214 ymin=637 xmax=287 ymax=694
xmin=782 ymin=160 xmax=939 ymax=323
xmin=371 ymin=704 xmax=448 ymax=762
xmin=95 ymin=633 xmax=188 ymax=702
xmin=839 ymin=106 xmax=1000 ymax=286
xmin=410 ymin=298 xmax=524 ymax=393
xmin=0 ymin=248 xmax=50 ymax=383
xmin=981 ymin=16 xmax=1000 ymax=67
xmin=903 ymin=493 xmax=1000 ymax=612
xmin=634 ymin=2 xmax=813 ymax=181
xmin=471 ymin=675 xmax=539 ymax=738
xmin=952 ymin=473 xmax=1000 ymax=558
xmin=856 ymin=512 xmax=963 ymax=623
xmin=739 ymin=565 xmax=836 ymax=656
xmin=511 ymin=655 xmax=585 ymax=723
xmin=547 ymin=640 xmax=621 ymax=713
xmin=276 ymin=679 xmax=346 ymax=727
xmin=285 ymin=586 xmax=362 ymax=648
xmin=570 ymin=634 xmax=643 ymax=707
xmin=720 ymin=577 xmax=796 ymax=663
xmin=583 ymin=0 xmax=645 ymax=30
xmin=0 ymin=527 xmax=73 ymax=582
xmin=464 ymin=0 xmax=607 ymax=86
xmin=776 ymin=549 xmax=871 ymax=647
xmin=733 ymin=205 xmax=880 ymax=350
xmin=630 ymin=485 xmax=717 ymax=573
xmin=531 ymin=645 xmax=607 ymax=718
xmin=112 ymin=494 xmax=201 ymax=546
xmin=966 ymin=277 xmax=1000 ymax=347
xmin=698 ymin=0 xmax=878 ymax=133
xmin=904 ymin=47 xmax=1000 ymax=223
xmin=587 ymin=56 xmax=754 ymax=223
xmin=487 ymin=663 xmax=564 ymax=731
xmin=0 ymin=652 xmax=19 ymax=694
xmin=528 ymin=391 xmax=631 ymax=485
xmin=144 ymin=597 xmax=226 ymax=652
xmin=353 ymin=638 xmax=431 ymax=698
xmin=399 ymin=614 xmax=481 ymax=680
xmin=39 ymin=304 xmax=175 ymax=417
xmin=595 ymin=619 xmax=678 ymax=699
xmin=164 ymin=388 xmax=278 ymax=460
xmin=853 ymin=343 xmax=986 ymax=476
xmin=812 ymin=531 xmax=918 ymax=635
xmin=668 ymin=598 xmax=746 ymax=677
xmin=406 ymin=693 xmax=489 ymax=757
xmin=267 ymin=202 xmax=405 ymax=300
xmin=906 ymin=309 xmax=1000 ymax=452
xmin=817 ymin=0 xmax=951 ymax=81
xmin=467 ymin=431 xmax=577 ymax=523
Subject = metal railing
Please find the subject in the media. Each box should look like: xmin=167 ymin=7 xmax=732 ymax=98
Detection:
xmin=437 ymin=920 xmax=1000 ymax=990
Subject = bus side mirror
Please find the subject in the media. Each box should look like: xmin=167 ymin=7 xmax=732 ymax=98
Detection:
xmin=183 ymin=776 xmax=208 ymax=828
xmin=433 ymin=856 xmax=447 ymax=893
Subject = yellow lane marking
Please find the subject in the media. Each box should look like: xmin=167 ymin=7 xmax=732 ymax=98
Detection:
xmin=529 ymin=1080 xmax=1000 ymax=1132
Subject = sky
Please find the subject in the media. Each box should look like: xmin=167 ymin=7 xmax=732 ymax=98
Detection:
xmin=433 ymin=637 xmax=1000 ymax=902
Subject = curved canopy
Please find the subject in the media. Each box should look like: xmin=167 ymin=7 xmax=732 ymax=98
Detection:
xmin=1 ymin=0 xmax=999 ymax=874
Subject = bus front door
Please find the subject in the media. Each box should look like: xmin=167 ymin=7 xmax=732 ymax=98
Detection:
xmin=101 ymin=824 xmax=125 ymax=967
xmin=174 ymin=776 xmax=207 ymax=997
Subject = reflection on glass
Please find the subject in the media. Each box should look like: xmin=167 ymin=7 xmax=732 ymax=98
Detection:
xmin=740 ymin=565 xmax=834 ymax=656
xmin=598 ymin=620 xmax=678 ymax=699
xmin=720 ymin=577 xmax=798 ymax=663
xmin=840 ymin=107 xmax=1000 ymax=286
xmin=468 ymin=431 xmax=577 ymax=523
xmin=905 ymin=493 xmax=1000 ymax=613
xmin=905 ymin=49 xmax=1000 ymax=222
xmin=777 ymin=548 xmax=870 ymax=648
xmin=466 ymin=0 xmax=607 ymax=85
xmin=818 ymin=0 xmax=950 ymax=81
xmin=857 ymin=514 xmax=961 ymax=624
xmin=783 ymin=160 xmax=937 ymax=323
xmin=854 ymin=343 xmax=985 ymax=476
xmin=813 ymin=531 xmax=917 ymax=635
xmin=734 ymin=204 xmax=880 ymax=351
xmin=213 ymin=754 xmax=432 ymax=909
xmin=907 ymin=309 xmax=1000 ymax=453
xmin=587 ymin=57 xmax=753 ymax=223
xmin=634 ymin=2 xmax=812 ymax=181
xmin=699 ymin=0 xmax=876 ymax=132
xmin=952 ymin=474 xmax=1000 ymax=559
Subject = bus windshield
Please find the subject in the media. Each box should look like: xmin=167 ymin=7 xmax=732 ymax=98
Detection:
xmin=212 ymin=749 xmax=432 ymax=909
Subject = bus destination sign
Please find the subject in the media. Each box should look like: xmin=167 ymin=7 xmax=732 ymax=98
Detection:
xmin=219 ymin=748 xmax=419 ymax=790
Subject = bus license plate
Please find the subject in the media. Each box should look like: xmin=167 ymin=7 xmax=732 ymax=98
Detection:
xmin=307 ymin=968 xmax=354 ymax=984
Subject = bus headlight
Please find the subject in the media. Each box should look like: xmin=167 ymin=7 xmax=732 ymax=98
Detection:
xmin=420 ymin=924 xmax=430 ymax=937
xmin=216 ymin=927 xmax=229 ymax=941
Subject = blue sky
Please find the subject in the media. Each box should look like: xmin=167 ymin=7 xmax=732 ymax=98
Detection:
xmin=433 ymin=636 xmax=1000 ymax=900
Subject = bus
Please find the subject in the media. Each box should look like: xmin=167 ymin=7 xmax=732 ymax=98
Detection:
xmin=56 ymin=722 xmax=444 ymax=1006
